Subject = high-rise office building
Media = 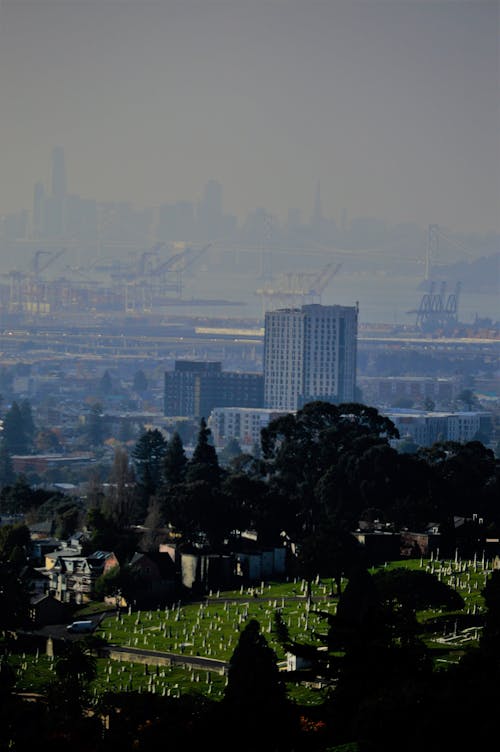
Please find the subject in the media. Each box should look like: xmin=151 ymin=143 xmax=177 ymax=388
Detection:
xmin=51 ymin=146 xmax=67 ymax=199
xmin=264 ymin=303 xmax=358 ymax=411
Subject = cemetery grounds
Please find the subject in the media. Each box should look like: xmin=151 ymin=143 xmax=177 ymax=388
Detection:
xmin=6 ymin=554 xmax=492 ymax=706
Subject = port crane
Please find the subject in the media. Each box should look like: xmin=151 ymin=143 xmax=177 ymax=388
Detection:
xmin=255 ymin=261 xmax=342 ymax=313
xmin=407 ymin=281 xmax=461 ymax=333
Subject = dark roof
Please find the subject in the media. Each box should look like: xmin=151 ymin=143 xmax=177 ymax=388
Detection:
xmin=20 ymin=565 xmax=49 ymax=581
xmin=30 ymin=592 xmax=62 ymax=606
xmin=130 ymin=551 xmax=176 ymax=580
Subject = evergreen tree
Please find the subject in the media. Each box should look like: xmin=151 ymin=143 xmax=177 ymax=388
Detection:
xmin=0 ymin=440 xmax=14 ymax=487
xmin=221 ymin=618 xmax=298 ymax=751
xmin=20 ymin=399 xmax=36 ymax=446
xmin=87 ymin=402 xmax=104 ymax=447
xmin=219 ymin=437 xmax=243 ymax=467
xmin=132 ymin=429 xmax=167 ymax=496
xmin=186 ymin=418 xmax=220 ymax=484
xmin=132 ymin=369 xmax=148 ymax=393
xmin=2 ymin=401 xmax=29 ymax=454
xmin=163 ymin=431 xmax=187 ymax=487
xmin=99 ymin=369 xmax=113 ymax=396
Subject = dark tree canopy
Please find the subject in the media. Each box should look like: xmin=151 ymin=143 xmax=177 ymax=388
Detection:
xmin=163 ymin=431 xmax=187 ymax=487
xmin=132 ymin=429 xmax=168 ymax=496
xmin=222 ymin=618 xmax=298 ymax=751
xmin=2 ymin=401 xmax=30 ymax=454
xmin=373 ymin=567 xmax=465 ymax=614
xmin=186 ymin=418 xmax=221 ymax=485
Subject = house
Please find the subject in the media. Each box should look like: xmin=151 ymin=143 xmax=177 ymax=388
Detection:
xmin=180 ymin=550 xmax=234 ymax=595
xmin=351 ymin=530 xmax=402 ymax=566
xmin=128 ymin=551 xmax=178 ymax=605
xmin=400 ymin=530 xmax=442 ymax=558
xmin=20 ymin=564 xmax=50 ymax=599
xmin=233 ymin=542 xmax=288 ymax=583
xmin=29 ymin=537 xmax=60 ymax=566
xmin=48 ymin=550 xmax=119 ymax=604
xmin=129 ymin=550 xmax=178 ymax=603
xmin=30 ymin=592 xmax=68 ymax=627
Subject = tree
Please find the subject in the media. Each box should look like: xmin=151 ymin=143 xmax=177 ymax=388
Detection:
xmin=139 ymin=498 xmax=165 ymax=552
xmin=93 ymin=563 xmax=139 ymax=605
xmin=186 ymin=418 xmax=221 ymax=485
xmin=423 ymin=397 xmax=435 ymax=412
xmin=133 ymin=369 xmax=148 ymax=393
xmin=261 ymin=401 xmax=399 ymax=540
xmin=0 ymin=441 xmax=14 ymax=487
xmin=297 ymin=525 xmax=363 ymax=597
xmin=48 ymin=640 xmax=98 ymax=728
xmin=2 ymin=401 xmax=29 ymax=454
xmin=132 ymin=429 xmax=167 ymax=497
xmin=0 ymin=525 xmax=33 ymax=633
xmin=479 ymin=569 xmax=500 ymax=655
xmin=20 ymin=399 xmax=36 ymax=445
xmin=99 ymin=369 xmax=113 ymax=396
xmin=219 ymin=437 xmax=243 ymax=467
xmin=0 ymin=523 xmax=31 ymax=561
xmin=221 ymin=619 xmax=299 ymax=751
xmin=35 ymin=428 xmax=62 ymax=453
xmin=105 ymin=447 xmax=138 ymax=528
xmin=87 ymin=402 xmax=104 ymax=447
xmin=372 ymin=567 xmax=464 ymax=644
xmin=163 ymin=431 xmax=187 ymax=487
xmin=456 ymin=388 xmax=478 ymax=411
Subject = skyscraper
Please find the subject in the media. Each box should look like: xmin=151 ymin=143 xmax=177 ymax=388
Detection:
xmin=263 ymin=303 xmax=358 ymax=411
xmin=51 ymin=146 xmax=67 ymax=199
xmin=32 ymin=181 xmax=45 ymax=237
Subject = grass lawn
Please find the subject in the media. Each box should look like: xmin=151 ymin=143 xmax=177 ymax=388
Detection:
xmin=7 ymin=555 xmax=492 ymax=704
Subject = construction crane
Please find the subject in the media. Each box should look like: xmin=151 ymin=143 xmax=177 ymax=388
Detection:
xmin=31 ymin=248 xmax=66 ymax=279
xmin=152 ymin=243 xmax=211 ymax=298
xmin=138 ymin=242 xmax=165 ymax=276
xmin=255 ymin=261 xmax=342 ymax=313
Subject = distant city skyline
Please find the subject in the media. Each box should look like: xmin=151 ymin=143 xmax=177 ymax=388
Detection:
xmin=0 ymin=1 xmax=498 ymax=235
xmin=2 ymin=144 xmax=498 ymax=247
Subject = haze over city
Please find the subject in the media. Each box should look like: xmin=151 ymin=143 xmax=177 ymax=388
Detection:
xmin=1 ymin=0 xmax=498 ymax=235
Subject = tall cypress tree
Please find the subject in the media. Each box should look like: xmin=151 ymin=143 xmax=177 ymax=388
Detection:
xmin=132 ymin=429 xmax=167 ymax=496
xmin=163 ymin=431 xmax=187 ymax=487
xmin=19 ymin=399 xmax=35 ymax=447
xmin=186 ymin=418 xmax=220 ymax=484
xmin=221 ymin=619 xmax=298 ymax=751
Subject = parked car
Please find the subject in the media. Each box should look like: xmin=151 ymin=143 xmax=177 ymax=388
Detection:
xmin=66 ymin=620 xmax=94 ymax=634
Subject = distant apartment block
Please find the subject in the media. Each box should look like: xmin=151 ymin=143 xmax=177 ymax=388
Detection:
xmin=164 ymin=360 xmax=264 ymax=419
xmin=264 ymin=304 xmax=358 ymax=411
xmin=385 ymin=409 xmax=492 ymax=447
xmin=208 ymin=407 xmax=289 ymax=448
xmin=358 ymin=375 xmax=463 ymax=406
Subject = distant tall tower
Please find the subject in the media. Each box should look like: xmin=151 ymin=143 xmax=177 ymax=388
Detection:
xmin=203 ymin=179 xmax=222 ymax=217
xmin=51 ymin=146 xmax=67 ymax=199
xmin=198 ymin=179 xmax=223 ymax=239
xmin=263 ymin=303 xmax=358 ymax=411
xmin=32 ymin=181 xmax=45 ymax=237
xmin=312 ymin=180 xmax=323 ymax=225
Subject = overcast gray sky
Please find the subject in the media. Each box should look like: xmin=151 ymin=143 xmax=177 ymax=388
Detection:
xmin=0 ymin=0 xmax=498 ymax=233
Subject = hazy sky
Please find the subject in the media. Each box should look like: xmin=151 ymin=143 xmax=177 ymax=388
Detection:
xmin=0 ymin=0 xmax=498 ymax=233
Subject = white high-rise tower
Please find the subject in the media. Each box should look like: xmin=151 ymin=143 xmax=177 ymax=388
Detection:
xmin=263 ymin=303 xmax=358 ymax=411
